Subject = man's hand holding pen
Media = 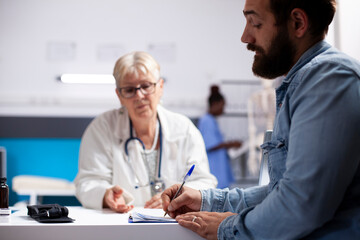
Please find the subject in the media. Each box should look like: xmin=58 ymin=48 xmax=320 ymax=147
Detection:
xmin=161 ymin=184 xmax=236 ymax=240
xmin=161 ymin=164 xmax=237 ymax=240
xmin=161 ymin=184 xmax=202 ymax=218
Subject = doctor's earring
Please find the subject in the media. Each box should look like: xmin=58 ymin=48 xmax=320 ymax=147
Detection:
xmin=119 ymin=106 xmax=125 ymax=114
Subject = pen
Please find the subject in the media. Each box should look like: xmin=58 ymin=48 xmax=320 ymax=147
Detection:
xmin=164 ymin=164 xmax=195 ymax=217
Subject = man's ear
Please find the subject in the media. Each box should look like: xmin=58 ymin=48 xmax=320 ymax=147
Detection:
xmin=289 ymin=8 xmax=309 ymax=38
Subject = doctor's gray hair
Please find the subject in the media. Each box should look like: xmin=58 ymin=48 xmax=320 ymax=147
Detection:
xmin=113 ymin=51 xmax=161 ymax=88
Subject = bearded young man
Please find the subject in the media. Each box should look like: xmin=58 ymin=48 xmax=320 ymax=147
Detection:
xmin=161 ymin=0 xmax=360 ymax=239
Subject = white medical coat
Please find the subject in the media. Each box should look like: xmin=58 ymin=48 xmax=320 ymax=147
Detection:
xmin=74 ymin=105 xmax=217 ymax=209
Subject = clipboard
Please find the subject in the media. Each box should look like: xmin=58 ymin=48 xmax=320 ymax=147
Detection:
xmin=128 ymin=211 xmax=177 ymax=223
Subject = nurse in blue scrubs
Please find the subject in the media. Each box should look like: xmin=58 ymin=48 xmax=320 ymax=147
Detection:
xmin=197 ymin=85 xmax=242 ymax=188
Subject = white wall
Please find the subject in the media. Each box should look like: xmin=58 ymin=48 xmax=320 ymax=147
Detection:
xmin=337 ymin=0 xmax=360 ymax=61
xmin=0 ymin=0 xmax=256 ymax=117
xmin=0 ymin=0 xmax=359 ymax=141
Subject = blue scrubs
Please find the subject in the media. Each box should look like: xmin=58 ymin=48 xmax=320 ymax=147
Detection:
xmin=197 ymin=113 xmax=234 ymax=188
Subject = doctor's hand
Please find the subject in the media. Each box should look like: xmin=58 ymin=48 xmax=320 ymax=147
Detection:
xmin=144 ymin=193 xmax=162 ymax=209
xmin=103 ymin=185 xmax=134 ymax=213
xmin=161 ymin=184 xmax=202 ymax=218
xmin=176 ymin=211 xmax=237 ymax=240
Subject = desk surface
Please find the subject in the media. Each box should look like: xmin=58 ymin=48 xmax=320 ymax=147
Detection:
xmin=0 ymin=207 xmax=203 ymax=240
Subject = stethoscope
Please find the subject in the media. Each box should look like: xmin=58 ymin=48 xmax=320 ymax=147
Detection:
xmin=124 ymin=117 xmax=165 ymax=194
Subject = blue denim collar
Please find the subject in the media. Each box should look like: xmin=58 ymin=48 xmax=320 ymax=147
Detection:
xmin=282 ymin=40 xmax=331 ymax=84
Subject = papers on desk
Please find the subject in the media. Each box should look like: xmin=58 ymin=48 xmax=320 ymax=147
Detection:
xmin=129 ymin=209 xmax=177 ymax=223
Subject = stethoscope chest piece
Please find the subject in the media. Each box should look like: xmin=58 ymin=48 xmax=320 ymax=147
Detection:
xmin=152 ymin=180 xmax=165 ymax=194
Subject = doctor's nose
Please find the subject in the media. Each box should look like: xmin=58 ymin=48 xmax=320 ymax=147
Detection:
xmin=134 ymin=88 xmax=145 ymax=98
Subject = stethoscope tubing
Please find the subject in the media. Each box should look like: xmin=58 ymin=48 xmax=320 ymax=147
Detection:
xmin=125 ymin=117 xmax=163 ymax=179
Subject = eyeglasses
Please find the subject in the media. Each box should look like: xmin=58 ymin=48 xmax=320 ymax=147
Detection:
xmin=117 ymin=81 xmax=158 ymax=99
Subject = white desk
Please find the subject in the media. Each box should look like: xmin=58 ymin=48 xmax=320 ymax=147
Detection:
xmin=0 ymin=207 xmax=203 ymax=240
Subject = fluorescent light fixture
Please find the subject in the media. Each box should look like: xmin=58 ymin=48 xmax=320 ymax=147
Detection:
xmin=60 ymin=74 xmax=115 ymax=84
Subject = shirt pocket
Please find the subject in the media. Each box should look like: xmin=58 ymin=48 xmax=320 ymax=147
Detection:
xmin=260 ymin=139 xmax=288 ymax=191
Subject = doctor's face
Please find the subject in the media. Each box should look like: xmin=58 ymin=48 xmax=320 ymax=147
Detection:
xmin=116 ymin=72 xmax=163 ymax=122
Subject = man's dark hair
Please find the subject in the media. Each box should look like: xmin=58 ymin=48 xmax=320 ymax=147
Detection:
xmin=269 ymin=0 xmax=336 ymax=37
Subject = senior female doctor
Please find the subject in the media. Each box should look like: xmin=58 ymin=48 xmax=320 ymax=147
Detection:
xmin=74 ymin=51 xmax=217 ymax=213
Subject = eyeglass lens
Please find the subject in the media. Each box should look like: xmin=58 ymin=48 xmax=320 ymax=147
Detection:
xmin=119 ymin=82 xmax=156 ymax=98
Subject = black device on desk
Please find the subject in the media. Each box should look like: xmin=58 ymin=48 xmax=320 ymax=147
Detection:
xmin=27 ymin=204 xmax=74 ymax=223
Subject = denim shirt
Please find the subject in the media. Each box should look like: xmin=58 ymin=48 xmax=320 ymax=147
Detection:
xmin=201 ymin=41 xmax=360 ymax=239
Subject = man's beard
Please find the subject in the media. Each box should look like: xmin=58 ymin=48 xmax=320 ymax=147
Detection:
xmin=247 ymin=26 xmax=296 ymax=79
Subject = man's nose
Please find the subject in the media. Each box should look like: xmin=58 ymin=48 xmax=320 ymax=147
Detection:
xmin=241 ymin=25 xmax=255 ymax=44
